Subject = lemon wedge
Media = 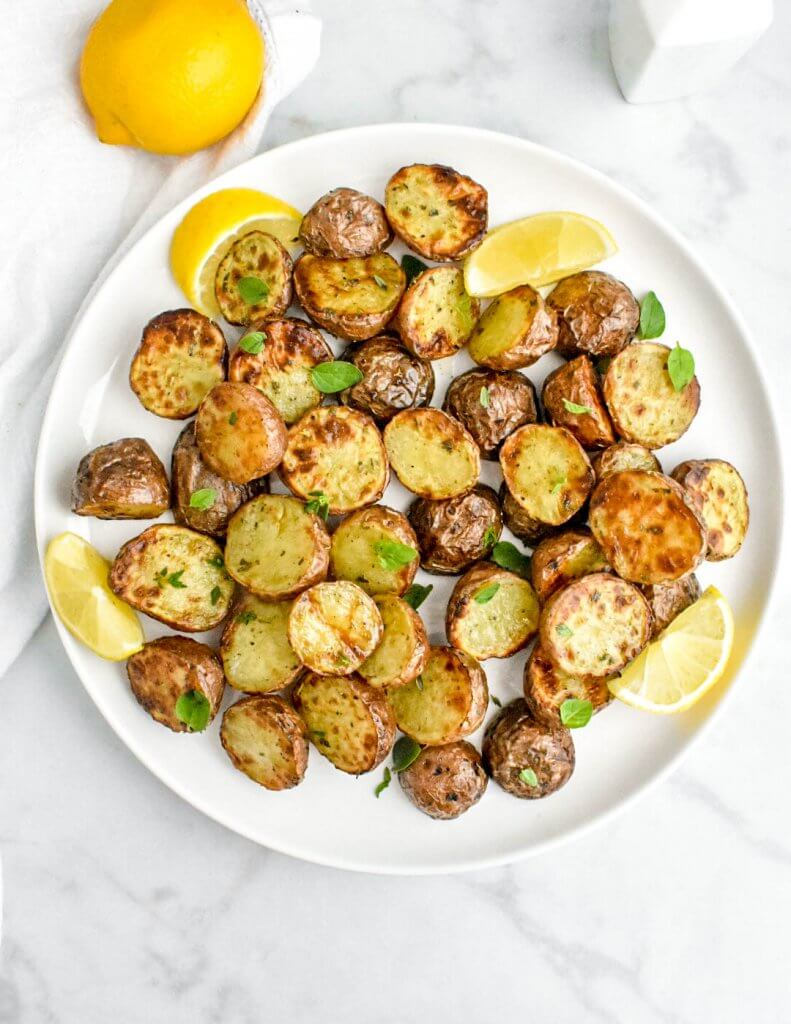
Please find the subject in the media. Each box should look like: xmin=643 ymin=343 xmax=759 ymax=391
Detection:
xmin=170 ymin=188 xmax=303 ymax=317
xmin=45 ymin=532 xmax=144 ymax=661
xmin=608 ymin=586 xmax=734 ymax=714
xmin=463 ymin=211 xmax=618 ymax=297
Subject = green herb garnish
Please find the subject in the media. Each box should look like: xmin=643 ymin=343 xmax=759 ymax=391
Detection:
xmin=210 ymin=586 xmax=222 ymax=606
xmin=175 ymin=690 xmax=211 ymax=732
xmin=189 ymin=488 xmax=217 ymax=510
xmin=555 ymin=623 xmax=573 ymax=638
xmin=550 ymin=476 xmax=566 ymax=495
xmin=239 ymin=331 xmax=265 ymax=354
xmin=639 ymin=291 xmax=666 ymax=339
xmin=155 ymin=567 xmax=187 ymax=589
xmin=374 ymin=766 xmax=392 ymax=798
xmin=372 ymin=274 xmax=387 ymax=290
xmin=491 ymin=694 xmax=502 ymax=708
xmin=403 ymin=584 xmax=432 ymax=610
xmin=237 ymin=276 xmax=270 ymax=305
xmin=482 ymin=525 xmax=497 ymax=549
xmin=479 ymin=385 xmax=490 ymax=408
xmin=375 ymin=540 xmax=417 ymax=571
xmin=311 ymin=361 xmax=364 ymax=394
xmin=235 ymin=610 xmax=257 ymax=625
xmin=304 ymin=491 xmax=330 ymax=520
xmin=207 ymin=554 xmax=225 ymax=569
xmin=562 ymin=399 xmax=593 ymax=416
xmin=401 ymin=254 xmax=428 ymax=285
xmin=475 ymin=582 xmax=500 ymax=604
xmin=491 ymin=541 xmax=531 ymax=578
xmin=392 ymin=735 xmax=421 ymax=773
xmin=228 ymin=411 xmax=238 ymax=426
xmin=667 ymin=343 xmax=695 ymax=392
xmin=519 ymin=768 xmax=538 ymax=786
xmin=560 ymin=698 xmax=593 ymax=728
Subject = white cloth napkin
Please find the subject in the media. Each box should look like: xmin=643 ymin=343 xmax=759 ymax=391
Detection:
xmin=0 ymin=0 xmax=320 ymax=678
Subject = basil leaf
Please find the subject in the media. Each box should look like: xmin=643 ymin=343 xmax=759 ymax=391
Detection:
xmin=562 ymin=399 xmax=593 ymax=415
xmin=207 ymin=554 xmax=225 ymax=569
xmin=475 ymin=582 xmax=500 ymax=604
xmin=403 ymin=583 xmax=433 ymax=610
xmin=550 ymin=476 xmax=566 ymax=495
xmin=560 ymin=698 xmax=593 ymax=728
xmin=639 ymin=291 xmax=666 ymax=339
xmin=667 ymin=343 xmax=695 ymax=392
xmin=189 ymin=488 xmax=216 ymax=510
xmin=401 ymin=254 xmax=429 ymax=285
xmin=482 ymin=525 xmax=497 ymax=549
xmin=596 ymin=356 xmax=612 ymax=375
xmin=491 ymin=694 xmax=502 ymax=708
xmin=392 ymin=735 xmax=421 ymax=773
xmin=236 ymin=610 xmax=257 ymax=625
xmin=175 ymin=690 xmax=211 ymax=732
xmin=239 ymin=331 xmax=265 ymax=355
xmin=210 ymin=586 xmax=222 ymax=606
xmin=375 ymin=540 xmax=417 ymax=571
xmin=167 ymin=569 xmax=186 ymax=589
xmin=374 ymin=766 xmax=391 ymax=798
xmin=555 ymin=623 xmax=573 ymax=638
xmin=228 ymin=411 xmax=238 ymax=426
xmin=479 ymin=385 xmax=490 ymax=408
xmin=311 ymin=361 xmax=364 ymax=394
xmin=304 ymin=491 xmax=330 ymax=520
xmin=372 ymin=274 xmax=387 ymax=290
xmin=237 ymin=276 xmax=270 ymax=305
xmin=519 ymin=767 xmax=538 ymax=786
xmin=491 ymin=541 xmax=531 ymax=578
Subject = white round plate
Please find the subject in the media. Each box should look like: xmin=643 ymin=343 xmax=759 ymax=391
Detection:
xmin=35 ymin=124 xmax=782 ymax=874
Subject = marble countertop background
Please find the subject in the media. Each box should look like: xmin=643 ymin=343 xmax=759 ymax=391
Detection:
xmin=3 ymin=1 xmax=791 ymax=1021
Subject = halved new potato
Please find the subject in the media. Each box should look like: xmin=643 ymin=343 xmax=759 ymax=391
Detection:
xmin=482 ymin=699 xmax=575 ymax=799
xmin=288 ymin=581 xmax=383 ymax=675
xmin=220 ymin=695 xmax=309 ymax=790
xmin=195 ymin=382 xmax=286 ymax=484
xmin=642 ymin=574 xmax=702 ymax=639
xmin=392 ymin=265 xmax=480 ymax=360
xmin=384 ymin=408 xmax=480 ymax=499
xmin=220 ymin=594 xmax=303 ymax=693
xmin=330 ymin=505 xmax=419 ymax=596
xmin=127 ymin=636 xmax=225 ymax=732
xmin=547 ymin=270 xmax=639 ymax=358
xmin=530 ymin=527 xmax=610 ymax=603
xmin=468 ymin=285 xmax=557 ymax=370
xmin=591 ymin=441 xmax=661 ymax=481
xmin=446 ymin=562 xmax=539 ymax=660
xmin=409 ymin=484 xmax=503 ymax=574
xmin=398 ymin=741 xmax=488 ymax=819
xmin=358 ymin=594 xmax=428 ymax=688
xmin=523 ymin=644 xmax=612 ymax=727
xmin=215 ymin=230 xmax=293 ymax=326
xmin=541 ymin=354 xmax=615 ymax=450
xmin=72 ymin=438 xmax=169 ymax=520
xmin=670 ymin=459 xmax=749 ymax=561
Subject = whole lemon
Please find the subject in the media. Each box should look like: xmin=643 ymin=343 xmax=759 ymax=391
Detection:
xmin=80 ymin=0 xmax=265 ymax=155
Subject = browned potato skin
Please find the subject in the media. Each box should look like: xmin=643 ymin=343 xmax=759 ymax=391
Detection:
xmin=72 ymin=438 xmax=169 ymax=520
xmin=408 ymin=484 xmax=502 ymax=575
xmin=196 ymin=382 xmax=287 ymax=484
xmin=339 ymin=334 xmax=435 ymax=422
xmin=443 ymin=368 xmax=539 ymax=460
xmin=531 ymin=527 xmax=610 ymax=603
xmin=523 ymin=644 xmax=612 ymax=727
xmin=468 ymin=285 xmax=558 ymax=370
xmin=482 ymin=699 xmax=575 ymax=799
xmin=541 ymin=355 xmax=615 ymax=449
xmin=299 ymin=188 xmax=393 ymax=258
xmin=591 ymin=442 xmax=661 ymax=481
xmin=220 ymin=694 xmax=309 ymax=790
xmin=498 ymin=483 xmax=557 ymax=547
xmin=127 ymin=636 xmax=225 ymax=733
xmin=547 ymin=271 xmax=639 ymax=358
xmin=398 ymin=741 xmax=488 ymax=820
xmin=642 ymin=575 xmax=702 ymax=638
xmin=670 ymin=459 xmax=749 ymax=561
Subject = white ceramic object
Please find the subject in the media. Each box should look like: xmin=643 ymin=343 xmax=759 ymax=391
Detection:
xmin=35 ymin=124 xmax=783 ymax=875
xmin=610 ymin=0 xmax=773 ymax=103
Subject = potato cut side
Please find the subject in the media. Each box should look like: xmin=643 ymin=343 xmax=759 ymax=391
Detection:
xmin=393 ymin=266 xmax=480 ymax=360
xmin=288 ymin=581 xmax=383 ymax=675
xmin=196 ymin=381 xmax=286 ymax=485
xmin=670 ymin=459 xmax=749 ymax=561
xmin=221 ymin=695 xmax=309 ymax=790
xmin=330 ymin=505 xmax=418 ymax=596
xmin=446 ymin=564 xmax=539 ymax=661
xmin=467 ymin=285 xmax=557 ymax=370
xmin=384 ymin=409 xmax=480 ymax=499
xmin=500 ymin=424 xmax=593 ymax=527
xmin=523 ymin=644 xmax=612 ymax=727
xmin=221 ymin=595 xmax=303 ymax=693
xmin=215 ymin=230 xmax=293 ymax=326
xmin=531 ymin=528 xmax=610 ymax=603
xmin=358 ymin=594 xmax=428 ymax=688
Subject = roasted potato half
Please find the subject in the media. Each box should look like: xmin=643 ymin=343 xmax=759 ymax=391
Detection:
xmin=468 ymin=285 xmax=558 ymax=370
xmin=446 ymin=562 xmax=540 ymax=661
xmin=443 ymin=368 xmax=539 ymax=460
xmin=330 ymin=505 xmax=419 ymax=596
xmin=299 ymin=187 xmax=392 ymax=258
xmin=280 ymin=405 xmax=389 ymax=515
xmin=220 ymin=594 xmax=303 ymax=693
xmin=215 ymin=230 xmax=293 ymax=326
xmin=384 ymin=408 xmax=480 ymax=500
xmin=384 ymin=163 xmax=488 ymax=261
xmin=392 ymin=266 xmax=480 ymax=360
xmin=339 ymin=334 xmax=435 ymax=423
xmin=72 ymin=438 xmax=169 ymax=520
xmin=589 ymin=470 xmax=707 ymax=584
xmin=524 ymin=644 xmax=612 ymax=727
xmin=288 ymin=581 xmax=383 ymax=675
xmin=195 ymin=382 xmax=286 ymax=485
xmin=228 ymin=317 xmax=333 ymax=425
xmin=224 ymin=494 xmax=330 ymax=601
xmin=547 ymin=270 xmax=639 ymax=358
xmin=358 ymin=594 xmax=429 ymax=689
xmin=671 ymin=459 xmax=749 ymax=561
xmin=540 ymin=572 xmax=652 ymax=678
xmin=499 ymin=483 xmax=556 ymax=547
xmin=399 ymin=741 xmax=488 ymax=820
xmin=109 ymin=524 xmax=233 ymax=631
xmin=591 ymin=441 xmax=661 ymax=481
xmin=642 ymin=574 xmax=702 ymax=639
xmin=408 ymin=483 xmax=502 ymax=575
xmin=530 ymin=527 xmax=610 ymax=603
xmin=293 ymin=672 xmax=396 ymax=774
xmin=541 ymin=354 xmax=615 ymax=449
xmin=387 ymin=645 xmax=488 ymax=745
xmin=130 ymin=309 xmax=227 ymax=419
xmin=603 ymin=342 xmax=700 ymax=449
xmin=221 ymin=695 xmax=309 ymax=790
xmin=127 ymin=636 xmax=225 ymax=732
xmin=482 ymin=699 xmax=575 ymax=799
xmin=293 ymin=252 xmax=405 ymax=341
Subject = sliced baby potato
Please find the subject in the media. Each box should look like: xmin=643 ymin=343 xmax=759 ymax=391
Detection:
xmin=215 ymin=230 xmax=293 ymax=326
xmin=72 ymin=438 xmax=169 ymax=520
xmin=442 ymin=367 xmax=539 ymax=460
xmin=330 ymin=505 xmax=419 ymax=596
xmin=467 ymin=285 xmax=557 ymax=370
xmin=409 ymin=484 xmax=503 ymax=574
xmin=591 ymin=441 xmax=661 ymax=481
xmin=387 ymin=645 xmax=488 ymax=745
xmin=530 ymin=527 xmax=610 ymax=603
xmin=541 ymin=354 xmax=615 ymax=449
xmin=384 ymin=408 xmax=480 ymax=499
xmin=220 ymin=594 xmax=303 ymax=693
xmin=398 ymin=741 xmax=488 ymax=820
xmin=547 ymin=270 xmax=639 ymax=358
xmin=293 ymin=672 xmax=396 ymax=774
xmin=195 ymin=382 xmax=286 ymax=485
xmin=280 ymin=405 xmax=389 ymax=515
xmin=499 ymin=482 xmax=557 ymax=547
xmin=642 ymin=574 xmax=702 ymax=639
xmin=482 ymin=698 xmax=575 ymax=799
xmin=384 ymin=163 xmax=488 ymax=261
xmin=670 ymin=459 xmax=749 ymax=561
xmin=109 ymin=524 xmax=234 ymax=631
xmin=127 ymin=636 xmax=225 ymax=733
xmin=523 ymin=644 xmax=612 ymax=727
xmin=446 ymin=562 xmax=540 ymax=660
xmin=130 ymin=308 xmax=227 ymax=419
xmin=299 ymin=187 xmax=392 ymax=258
xmin=358 ymin=593 xmax=429 ymax=689
xmin=392 ymin=265 xmax=480 ymax=360
xmin=288 ymin=581 xmax=383 ymax=675
xmin=220 ymin=695 xmax=309 ymax=790
xmin=339 ymin=334 xmax=435 ymax=423
xmin=224 ymin=494 xmax=330 ymax=600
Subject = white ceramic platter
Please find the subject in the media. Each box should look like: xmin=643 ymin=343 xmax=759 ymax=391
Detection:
xmin=35 ymin=124 xmax=783 ymax=874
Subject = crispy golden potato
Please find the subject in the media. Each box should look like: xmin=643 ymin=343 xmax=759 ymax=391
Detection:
xmin=299 ymin=187 xmax=392 ymax=258
xmin=591 ymin=441 xmax=661 ymax=481
xmin=530 ymin=527 xmax=610 ymax=603
xmin=72 ymin=438 xmax=169 ymax=520
xmin=603 ymin=342 xmax=700 ymax=449
xmin=293 ymin=252 xmax=405 ymax=341
xmin=443 ymin=368 xmax=539 ymax=460
xmin=547 ymin=270 xmax=639 ymax=358
xmin=408 ymin=484 xmax=502 ymax=575
xmin=387 ymin=645 xmax=488 ymax=745
xmin=127 ymin=636 xmax=225 ymax=732
xmin=220 ymin=594 xmax=303 ymax=693
xmin=383 ymin=408 xmax=480 ymax=499
xmin=468 ymin=285 xmax=558 ymax=370
xmin=330 ymin=505 xmax=419 ymax=596
xmin=446 ymin=562 xmax=540 ymax=660
xmin=130 ymin=309 xmax=227 ymax=419
xmin=109 ymin=524 xmax=233 ymax=631
xmin=220 ymin=695 xmax=309 ymax=790
xmin=280 ymin=405 xmax=389 ymax=515
xmin=482 ymin=699 xmax=575 ymax=799
xmin=671 ymin=459 xmax=749 ymax=561
xmin=384 ymin=163 xmax=488 ymax=260
xmin=195 ymin=382 xmax=286 ymax=485
xmin=589 ymin=470 xmax=707 ymax=584
xmin=358 ymin=594 xmax=428 ymax=689
xmin=541 ymin=354 xmax=615 ymax=449
xmin=392 ymin=265 xmax=480 ymax=360
xmin=215 ymin=230 xmax=293 ymax=326
xmin=224 ymin=494 xmax=330 ymax=600
xmin=339 ymin=334 xmax=435 ymax=422
xmin=293 ymin=672 xmax=396 ymax=774
xmin=398 ymin=741 xmax=488 ymax=820
xmin=288 ymin=581 xmax=383 ymax=675
xmin=642 ymin=575 xmax=702 ymax=639
xmin=523 ymin=644 xmax=612 ymax=727
xmin=540 ymin=572 xmax=652 ymax=677
xmin=228 ymin=317 xmax=332 ymax=425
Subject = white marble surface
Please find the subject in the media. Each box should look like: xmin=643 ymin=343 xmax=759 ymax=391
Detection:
xmin=3 ymin=0 xmax=791 ymax=1020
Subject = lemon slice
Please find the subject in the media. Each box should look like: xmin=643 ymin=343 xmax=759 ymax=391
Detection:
xmin=170 ymin=188 xmax=303 ymax=317
xmin=464 ymin=211 xmax=618 ymax=297
xmin=608 ymin=586 xmax=734 ymax=714
xmin=45 ymin=532 xmax=144 ymax=661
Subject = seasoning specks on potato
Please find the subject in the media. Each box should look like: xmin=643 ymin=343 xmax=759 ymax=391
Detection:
xmin=446 ymin=562 xmax=540 ymax=661
xmin=339 ymin=334 xmax=435 ymax=423
xmin=358 ymin=593 xmax=428 ymax=689
xmin=221 ymin=695 xmax=309 ymax=790
xmin=72 ymin=438 xmax=169 ymax=520
xmin=215 ymin=230 xmax=293 ymax=326
xmin=531 ymin=527 xmax=610 ymax=603
xmin=299 ymin=187 xmax=392 ymax=258
xmin=330 ymin=505 xmax=418 ymax=596
xmin=523 ymin=645 xmax=612 ymax=728
xmin=288 ymin=581 xmax=383 ymax=676
xmin=384 ymin=408 xmax=480 ymax=500
xmin=443 ymin=368 xmax=539 ymax=460
xmin=541 ymin=354 xmax=615 ymax=450
xmin=547 ymin=270 xmax=639 ymax=358
xmin=220 ymin=594 xmax=303 ymax=694
xmin=591 ymin=441 xmax=661 ymax=481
